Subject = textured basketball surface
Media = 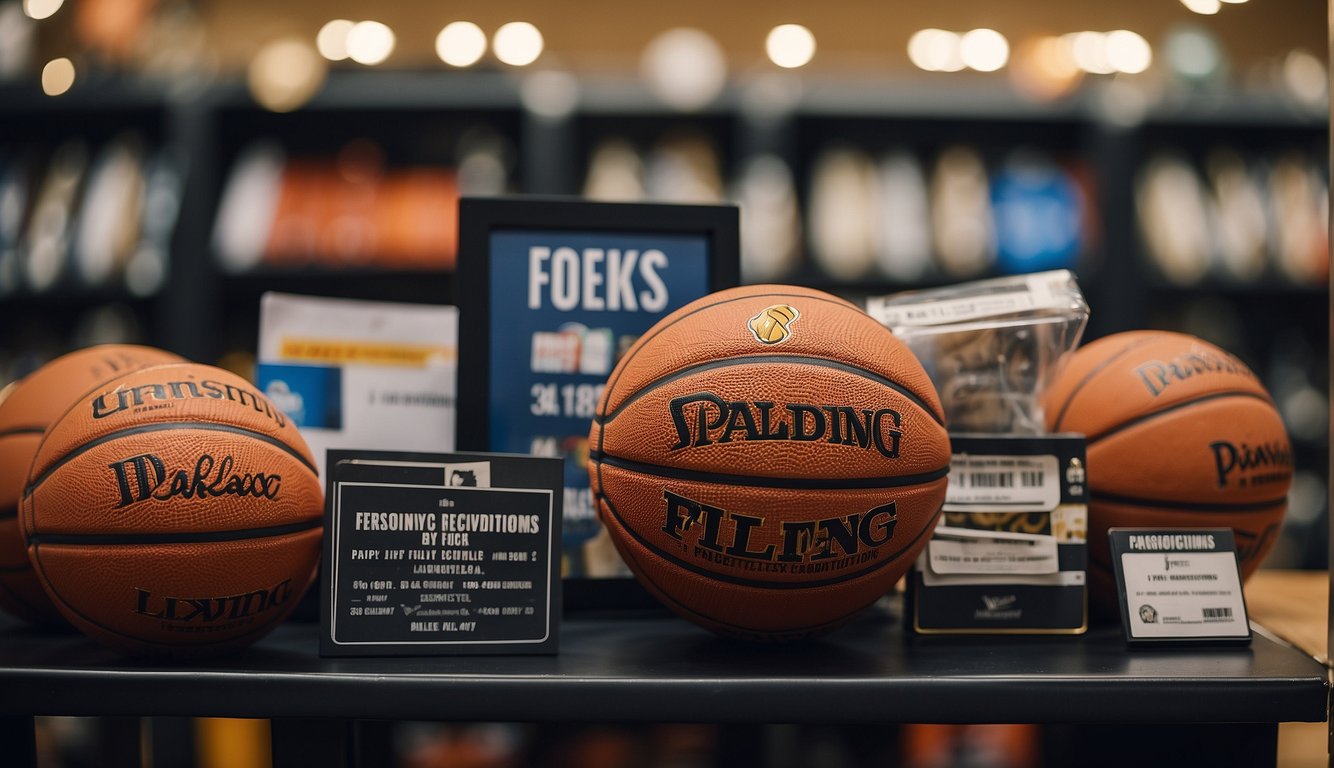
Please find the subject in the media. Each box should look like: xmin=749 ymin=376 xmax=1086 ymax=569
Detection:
xmin=0 ymin=344 xmax=182 ymax=624
xmin=21 ymin=362 xmax=323 ymax=657
xmin=589 ymin=284 xmax=951 ymax=641
xmin=1044 ymin=330 xmax=1292 ymax=612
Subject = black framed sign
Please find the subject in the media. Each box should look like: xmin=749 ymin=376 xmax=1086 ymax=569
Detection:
xmin=455 ymin=196 xmax=739 ymax=609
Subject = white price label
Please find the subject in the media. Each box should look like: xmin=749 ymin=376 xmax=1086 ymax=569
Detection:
xmin=1120 ymin=551 xmax=1249 ymax=639
xmin=945 ymin=454 xmax=1059 ymax=511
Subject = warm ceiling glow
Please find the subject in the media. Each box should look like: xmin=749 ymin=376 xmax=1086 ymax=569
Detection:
xmin=493 ymin=21 xmax=544 ymax=67
xmin=907 ymin=28 xmax=963 ymax=72
xmin=959 ymin=28 xmax=1009 ymax=72
xmin=1106 ymin=30 xmax=1152 ymax=74
xmin=249 ymin=37 xmax=327 ymax=112
xmin=316 ymin=19 xmax=354 ymax=62
xmin=41 ymin=56 xmax=74 ymax=95
xmin=1067 ymin=31 xmax=1113 ymax=74
xmin=22 ymin=0 xmax=62 ymax=21
xmin=766 ymin=24 xmax=816 ymax=69
xmin=1180 ymin=0 xmax=1222 ymax=15
xmin=641 ymin=27 xmax=727 ymax=110
xmin=436 ymin=21 xmax=487 ymax=67
xmin=346 ymin=20 xmax=395 ymax=66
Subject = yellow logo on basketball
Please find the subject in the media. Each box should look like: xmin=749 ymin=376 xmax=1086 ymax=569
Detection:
xmin=748 ymin=304 xmax=800 ymax=345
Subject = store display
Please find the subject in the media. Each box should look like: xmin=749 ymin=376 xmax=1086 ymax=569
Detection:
xmin=808 ymin=145 xmax=877 ymax=281
xmin=930 ymin=146 xmax=995 ymax=279
xmin=1136 ymin=152 xmax=1212 ymax=286
xmin=0 ymin=150 xmax=30 ymax=294
xmin=588 ymin=284 xmax=950 ymax=640
xmin=643 ymin=130 xmax=724 ymax=203
xmin=1044 ymin=331 xmax=1292 ymax=612
xmin=583 ymin=137 xmax=646 ymax=201
xmin=732 ymin=153 xmax=800 ymax=282
xmin=990 ymin=152 xmax=1083 ymax=275
xmin=0 ymin=344 xmax=182 ymax=624
xmin=1205 ymin=148 xmax=1267 ymax=283
xmin=873 ymin=150 xmax=933 ymax=283
xmin=22 ymin=141 xmax=88 ymax=293
xmin=73 ymin=134 xmax=145 ymax=288
xmin=21 ymin=362 xmax=323 ymax=657
xmin=1267 ymin=151 xmax=1328 ymax=285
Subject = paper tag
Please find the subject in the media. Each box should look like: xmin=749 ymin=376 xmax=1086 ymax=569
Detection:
xmin=1109 ymin=528 xmax=1250 ymax=645
xmin=945 ymin=453 xmax=1060 ymax=511
xmin=868 ymin=270 xmax=1068 ymax=328
xmin=928 ymin=527 xmax=1060 ymax=575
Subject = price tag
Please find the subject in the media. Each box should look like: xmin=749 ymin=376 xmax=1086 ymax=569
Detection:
xmin=1109 ymin=528 xmax=1251 ymax=647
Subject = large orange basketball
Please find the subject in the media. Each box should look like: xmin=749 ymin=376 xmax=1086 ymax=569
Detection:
xmin=1044 ymin=330 xmax=1292 ymax=612
xmin=588 ymin=285 xmax=951 ymax=641
xmin=0 ymin=344 xmax=183 ymax=624
xmin=21 ymin=362 xmax=323 ymax=657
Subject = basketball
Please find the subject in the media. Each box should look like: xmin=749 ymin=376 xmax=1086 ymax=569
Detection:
xmin=0 ymin=344 xmax=183 ymax=624
xmin=20 ymin=362 xmax=323 ymax=657
xmin=588 ymin=284 xmax=951 ymax=641
xmin=1044 ymin=330 xmax=1292 ymax=612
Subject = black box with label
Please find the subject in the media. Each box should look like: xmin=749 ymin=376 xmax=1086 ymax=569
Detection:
xmin=909 ymin=434 xmax=1088 ymax=634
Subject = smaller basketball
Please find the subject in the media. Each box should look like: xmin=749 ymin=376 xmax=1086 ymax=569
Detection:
xmin=0 ymin=344 xmax=182 ymax=624
xmin=21 ymin=362 xmax=323 ymax=657
xmin=1043 ymin=331 xmax=1292 ymax=612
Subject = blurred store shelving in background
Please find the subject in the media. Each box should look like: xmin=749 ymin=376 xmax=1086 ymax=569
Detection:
xmin=0 ymin=0 xmax=1327 ymax=572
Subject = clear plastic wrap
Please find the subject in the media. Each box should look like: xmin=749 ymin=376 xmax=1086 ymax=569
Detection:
xmin=866 ymin=270 xmax=1089 ymax=434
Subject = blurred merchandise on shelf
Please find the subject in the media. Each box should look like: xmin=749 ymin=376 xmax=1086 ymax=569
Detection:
xmin=808 ymin=144 xmax=877 ymax=281
xmin=931 ymin=145 xmax=996 ymax=280
xmin=1137 ymin=146 xmax=1329 ymax=288
xmin=732 ymin=153 xmax=800 ymax=283
xmin=0 ymin=133 xmax=178 ymax=297
xmin=990 ymin=152 xmax=1084 ymax=275
xmin=213 ymin=138 xmax=462 ymax=273
xmin=874 ymin=150 xmax=932 ymax=283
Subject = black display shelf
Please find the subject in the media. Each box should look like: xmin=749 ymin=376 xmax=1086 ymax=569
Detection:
xmin=0 ymin=608 xmax=1325 ymax=725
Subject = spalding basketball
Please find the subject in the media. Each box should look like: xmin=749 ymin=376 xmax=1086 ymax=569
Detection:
xmin=588 ymin=285 xmax=951 ymax=641
xmin=1044 ymin=330 xmax=1292 ymax=612
xmin=0 ymin=344 xmax=182 ymax=624
xmin=21 ymin=362 xmax=323 ymax=657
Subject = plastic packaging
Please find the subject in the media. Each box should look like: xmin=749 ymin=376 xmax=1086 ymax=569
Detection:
xmin=866 ymin=270 xmax=1089 ymax=434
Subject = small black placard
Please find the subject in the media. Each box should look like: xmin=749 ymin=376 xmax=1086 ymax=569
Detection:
xmin=320 ymin=450 xmax=562 ymax=656
xmin=1108 ymin=528 xmax=1251 ymax=648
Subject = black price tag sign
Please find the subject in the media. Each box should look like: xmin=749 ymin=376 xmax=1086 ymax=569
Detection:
xmin=320 ymin=451 xmax=561 ymax=656
xmin=1108 ymin=528 xmax=1251 ymax=648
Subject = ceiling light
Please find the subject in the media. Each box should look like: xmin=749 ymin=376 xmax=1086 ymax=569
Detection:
xmin=960 ymin=28 xmax=1009 ymax=72
xmin=1106 ymin=30 xmax=1151 ymax=74
xmin=766 ymin=24 xmax=816 ymax=69
xmin=907 ymin=28 xmax=963 ymax=72
xmin=346 ymin=20 xmax=395 ymax=66
xmin=493 ymin=21 xmax=543 ymax=67
xmin=23 ymin=0 xmax=62 ymax=21
xmin=316 ymin=19 xmax=354 ymax=62
xmin=436 ymin=21 xmax=487 ymax=67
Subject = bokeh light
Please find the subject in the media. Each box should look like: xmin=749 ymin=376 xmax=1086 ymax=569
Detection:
xmin=436 ymin=21 xmax=487 ymax=67
xmin=766 ymin=24 xmax=816 ymax=69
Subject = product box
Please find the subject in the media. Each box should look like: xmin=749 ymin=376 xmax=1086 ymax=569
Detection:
xmin=909 ymin=433 xmax=1088 ymax=633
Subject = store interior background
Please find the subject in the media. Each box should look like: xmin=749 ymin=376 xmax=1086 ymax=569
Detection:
xmin=0 ymin=0 xmax=1329 ymax=766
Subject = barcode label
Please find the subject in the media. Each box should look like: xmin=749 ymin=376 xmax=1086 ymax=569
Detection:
xmin=1202 ymin=607 xmax=1233 ymax=619
xmin=946 ymin=454 xmax=1059 ymax=510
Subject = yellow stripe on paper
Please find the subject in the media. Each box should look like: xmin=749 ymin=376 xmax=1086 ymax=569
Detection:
xmin=279 ymin=338 xmax=457 ymax=367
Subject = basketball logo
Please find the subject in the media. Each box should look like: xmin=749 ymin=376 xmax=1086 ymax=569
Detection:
xmin=748 ymin=304 xmax=799 ymax=345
